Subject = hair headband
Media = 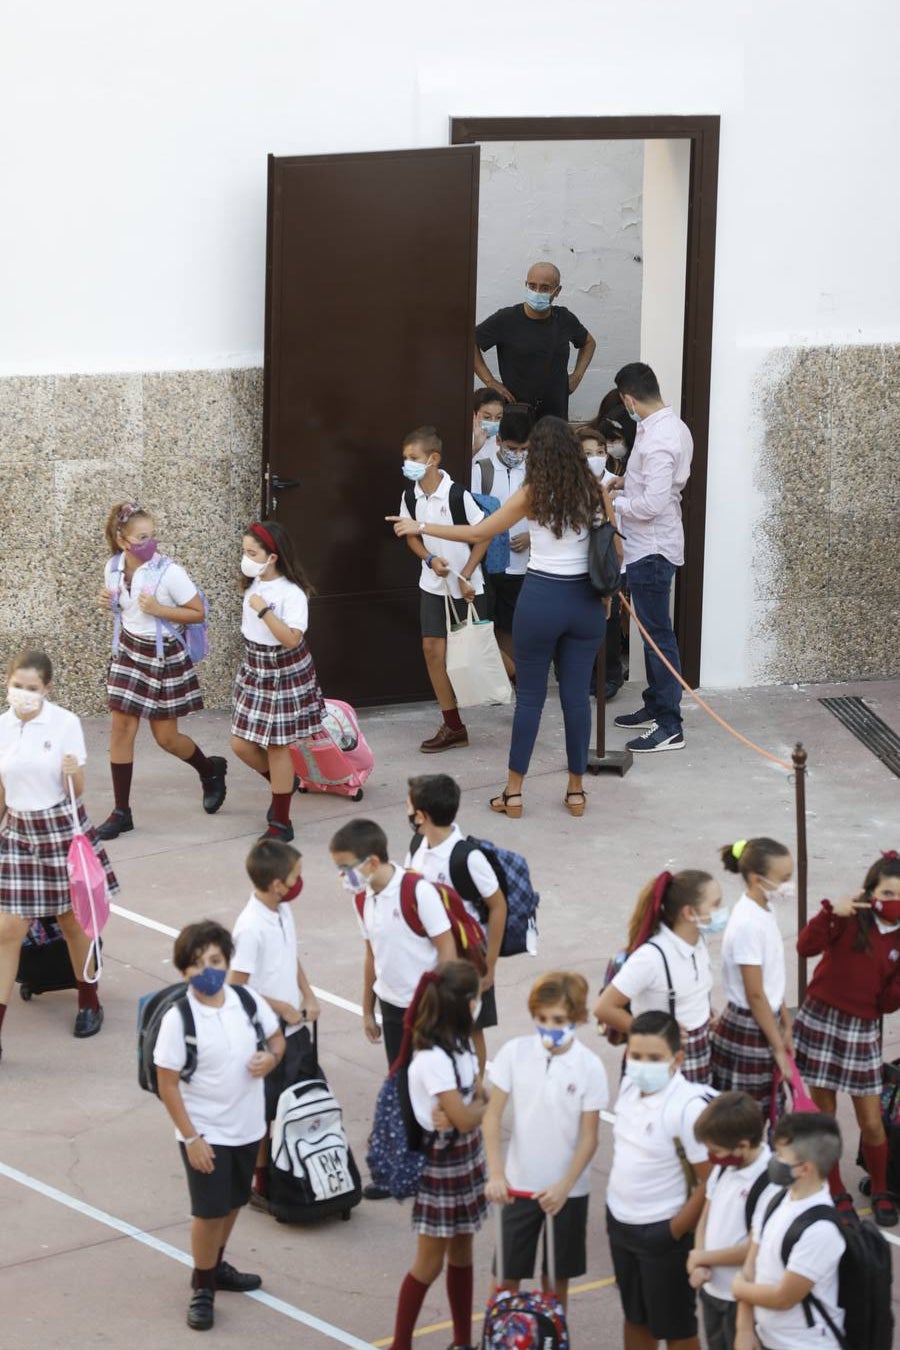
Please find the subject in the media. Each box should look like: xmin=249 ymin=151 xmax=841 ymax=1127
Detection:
xmin=250 ymin=523 xmax=278 ymax=556
xmin=633 ymin=870 xmax=673 ymax=951
xmin=116 ymin=502 xmax=144 ymax=527
xmin=731 ymin=840 xmax=747 ymax=861
xmin=389 ymin=969 xmax=443 ymax=1077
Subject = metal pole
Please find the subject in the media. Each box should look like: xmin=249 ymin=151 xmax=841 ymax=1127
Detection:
xmin=793 ymin=742 xmax=808 ymax=1002
xmin=586 ymin=636 xmax=632 ymax=777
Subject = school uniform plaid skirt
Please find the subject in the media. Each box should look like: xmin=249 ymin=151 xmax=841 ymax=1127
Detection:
xmin=710 ymin=1002 xmax=779 ymax=1111
xmin=0 ymin=798 xmax=119 ymax=918
xmin=107 ymin=629 xmax=204 ymax=720
xmin=231 ymin=639 xmax=325 ymax=748
xmin=793 ymin=996 xmax=882 ymax=1096
xmin=682 ymin=1019 xmax=712 ymax=1084
xmin=412 ymin=1129 xmax=487 ymax=1238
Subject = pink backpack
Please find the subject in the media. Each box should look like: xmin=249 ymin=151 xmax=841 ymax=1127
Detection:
xmin=66 ymin=783 xmax=110 ymax=982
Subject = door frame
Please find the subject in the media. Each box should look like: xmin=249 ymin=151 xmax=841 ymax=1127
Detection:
xmin=450 ymin=115 xmax=720 ymax=687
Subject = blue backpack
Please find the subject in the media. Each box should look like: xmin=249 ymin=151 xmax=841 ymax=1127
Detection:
xmin=447 ymin=834 xmax=540 ymax=957
xmin=471 ymin=459 xmax=511 ymax=575
xmin=111 ymin=552 xmax=209 ymax=663
xmin=366 ymin=1073 xmax=427 ymax=1201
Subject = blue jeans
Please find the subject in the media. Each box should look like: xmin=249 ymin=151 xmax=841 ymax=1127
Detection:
xmin=510 ymin=572 xmax=606 ymax=775
xmin=626 ymin=553 xmax=683 ymax=734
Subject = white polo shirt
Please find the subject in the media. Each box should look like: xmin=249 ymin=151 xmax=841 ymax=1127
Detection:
xmin=703 ymin=1146 xmax=775 ymax=1301
xmin=231 ymin=893 xmax=303 ymax=1038
xmin=241 ymin=575 xmax=309 ymax=644
xmin=406 ymin=824 xmax=500 ymax=925
xmin=409 ymin=1044 xmax=479 ymax=1132
xmin=355 ymin=865 xmax=452 ymax=1008
xmin=0 ymin=701 xmax=86 ymax=811
xmin=471 ymin=452 xmax=529 ymax=577
xmin=751 ymin=1184 xmax=845 ymax=1348
xmin=488 ymin=1035 xmax=609 ymax=1197
xmin=398 ymin=470 xmax=485 ymax=600
xmin=607 ymin=1072 xmax=711 ymax=1224
xmin=104 ymin=554 xmax=197 ymax=640
xmin=721 ymin=894 xmax=786 ymax=1011
xmin=612 ymin=925 xmax=713 ymax=1032
xmin=153 ymin=985 xmax=279 ymax=1146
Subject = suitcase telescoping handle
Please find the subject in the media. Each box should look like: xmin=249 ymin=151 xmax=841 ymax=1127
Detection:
xmin=494 ymin=1188 xmax=557 ymax=1291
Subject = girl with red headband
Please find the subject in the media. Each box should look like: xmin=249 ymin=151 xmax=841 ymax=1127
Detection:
xmin=791 ymin=851 xmax=900 ymax=1227
xmin=231 ymin=521 xmax=325 ymax=841
xmin=96 ymin=501 xmax=226 ymax=839
xmin=593 ymin=869 xmax=723 ymax=1083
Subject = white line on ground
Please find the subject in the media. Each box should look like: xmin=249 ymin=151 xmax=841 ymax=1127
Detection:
xmin=109 ymin=903 xmax=364 ymax=1016
xmin=0 ymin=1161 xmax=375 ymax=1349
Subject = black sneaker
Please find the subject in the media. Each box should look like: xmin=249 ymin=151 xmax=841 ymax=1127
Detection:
xmin=627 ymin=726 xmax=685 ymax=753
xmin=363 ymin=1182 xmax=392 ymax=1200
xmin=187 ymin=1289 xmax=215 ymax=1331
xmin=200 ymin=757 xmax=228 ymax=814
xmin=215 ymin=1260 xmax=262 ymax=1292
xmin=73 ymin=1006 xmax=104 ymax=1038
xmin=613 ymin=707 xmax=656 ymax=729
xmin=264 ymin=820 xmax=294 ymax=843
xmin=873 ymin=1192 xmax=899 ymax=1227
xmin=96 ymin=807 xmax=133 ymax=840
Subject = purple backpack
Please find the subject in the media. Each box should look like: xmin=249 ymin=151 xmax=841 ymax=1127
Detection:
xmin=110 ymin=553 xmax=208 ymax=664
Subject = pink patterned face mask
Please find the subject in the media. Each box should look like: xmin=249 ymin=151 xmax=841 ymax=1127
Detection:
xmin=129 ymin=537 xmax=158 ymax=564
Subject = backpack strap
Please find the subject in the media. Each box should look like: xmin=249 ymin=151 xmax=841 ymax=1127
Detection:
xmin=646 ymin=940 xmax=677 ymax=1019
xmin=399 ymin=871 xmax=427 ymax=937
xmin=478 ymin=458 xmax=495 ymax=496
xmin=175 ymin=995 xmax=199 ymax=1083
xmin=231 ymin=983 xmax=268 ymax=1054
xmin=744 ymin=1169 xmax=771 ymax=1232
xmin=110 ymin=552 xmax=125 ymax=654
xmin=665 ymin=1083 xmax=715 ymax=1196
xmin=778 ymin=1207 xmax=847 ymax=1347
xmin=448 ymin=839 xmax=485 ymax=909
xmin=448 ymin=481 xmax=469 ymax=527
xmin=760 ymin=1186 xmax=789 ymax=1232
xmin=403 ymin=485 xmax=417 ymax=521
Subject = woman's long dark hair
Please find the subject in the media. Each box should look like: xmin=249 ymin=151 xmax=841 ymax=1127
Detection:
xmin=241 ymin=519 xmax=315 ymax=594
xmin=525 ymin=417 xmax=601 ymax=537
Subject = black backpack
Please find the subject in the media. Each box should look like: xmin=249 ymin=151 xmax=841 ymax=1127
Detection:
xmin=403 ymin=480 xmax=469 ymax=527
xmin=137 ymin=982 xmax=267 ymax=1095
xmin=760 ymin=1190 xmax=894 ymax=1350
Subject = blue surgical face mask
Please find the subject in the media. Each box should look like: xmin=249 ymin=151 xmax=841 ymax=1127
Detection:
xmin=189 ymin=965 xmax=227 ymax=997
xmin=481 ymin=419 xmax=501 ymax=438
xmin=535 ymin=1021 xmax=575 ymax=1052
xmin=402 ymin=459 xmax=429 ymax=482
xmin=700 ymin=907 xmax=730 ymax=936
xmin=525 ymin=287 xmax=553 ymax=312
xmin=625 ymin=402 xmax=641 ymax=424
xmin=625 ymin=1058 xmax=674 ymax=1095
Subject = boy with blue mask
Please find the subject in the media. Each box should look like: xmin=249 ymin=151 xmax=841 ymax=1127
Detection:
xmin=472 ymin=386 xmax=505 ymax=459
xmin=607 ymin=1010 xmax=714 ymax=1350
xmin=397 ymin=426 xmax=490 ymax=754
xmin=483 ymin=971 xmax=608 ymax=1313
xmin=153 ymin=920 xmax=284 ymax=1331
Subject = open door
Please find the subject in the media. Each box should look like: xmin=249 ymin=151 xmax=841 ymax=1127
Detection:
xmin=264 ymin=146 xmax=481 ymax=707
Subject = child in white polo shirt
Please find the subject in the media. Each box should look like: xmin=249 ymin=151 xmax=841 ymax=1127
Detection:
xmin=230 ymin=837 xmax=319 ymax=1207
xmin=472 ymin=405 xmax=533 ymax=678
xmin=733 ymin=1112 xmax=846 ymax=1350
xmin=688 ymin=1092 xmax=775 ymax=1350
xmin=606 ymin=1010 xmax=714 ymax=1349
xmin=397 ymin=425 xmax=489 ymax=754
xmin=405 ymin=773 xmax=507 ymax=1075
xmin=483 ymin=971 xmax=608 ymax=1312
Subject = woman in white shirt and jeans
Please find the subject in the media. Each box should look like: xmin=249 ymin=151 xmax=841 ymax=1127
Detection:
xmin=389 ymin=417 xmax=608 ymax=819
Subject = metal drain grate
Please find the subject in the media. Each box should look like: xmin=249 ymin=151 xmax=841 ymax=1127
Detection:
xmin=819 ymin=697 xmax=900 ymax=778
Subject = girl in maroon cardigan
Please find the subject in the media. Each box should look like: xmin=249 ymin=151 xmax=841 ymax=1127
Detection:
xmin=793 ymin=851 xmax=900 ymax=1227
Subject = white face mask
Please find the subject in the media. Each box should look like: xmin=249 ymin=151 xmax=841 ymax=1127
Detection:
xmin=586 ymin=454 xmax=607 ymax=477
xmin=760 ymin=877 xmax=796 ymax=903
xmin=7 ymin=687 xmax=43 ymax=716
xmin=241 ymin=554 xmax=269 ymax=579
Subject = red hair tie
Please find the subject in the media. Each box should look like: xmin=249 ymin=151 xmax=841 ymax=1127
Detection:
xmin=250 ymin=523 xmax=278 ymax=556
xmin=390 ymin=969 xmax=442 ymax=1077
xmin=633 ymin=870 xmax=673 ymax=950
xmin=882 ymin=850 xmax=898 ymax=861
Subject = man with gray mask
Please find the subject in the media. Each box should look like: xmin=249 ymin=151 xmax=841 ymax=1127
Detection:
xmin=474 ymin=261 xmax=596 ymax=420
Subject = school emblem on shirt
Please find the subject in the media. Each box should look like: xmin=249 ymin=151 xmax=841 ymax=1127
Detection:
xmin=567 ymin=1083 xmax=577 ymax=1095
xmin=43 ymin=741 xmax=52 ymax=752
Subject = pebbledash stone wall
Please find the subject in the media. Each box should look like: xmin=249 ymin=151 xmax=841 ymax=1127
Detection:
xmin=0 ymin=369 xmax=264 ymax=717
xmin=752 ymin=344 xmax=899 ymax=683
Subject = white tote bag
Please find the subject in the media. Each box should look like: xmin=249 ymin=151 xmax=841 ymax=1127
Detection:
xmin=443 ymin=592 xmax=512 ymax=708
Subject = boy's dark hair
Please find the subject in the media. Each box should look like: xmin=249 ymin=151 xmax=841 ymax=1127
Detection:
xmin=721 ymin=837 xmax=790 ymax=880
xmin=615 ymin=361 xmax=661 ymax=403
xmin=629 ymin=1009 xmax=682 ymax=1054
xmin=246 ymin=838 xmax=301 ymax=891
xmin=498 ymin=407 xmax=534 ymax=444
xmin=694 ymin=1091 xmax=765 ymax=1149
xmin=413 ymin=960 xmax=480 ymax=1056
xmin=474 ymin=387 xmax=505 ymax=413
xmin=402 ymin=425 xmax=442 ymax=454
xmin=773 ymin=1111 xmax=842 ymax=1178
xmin=173 ymin=920 xmax=233 ymax=974
xmin=408 ymin=774 xmax=461 ymax=827
xmin=8 ymin=648 xmax=53 ymax=684
xmin=329 ymin=818 xmax=389 ymax=863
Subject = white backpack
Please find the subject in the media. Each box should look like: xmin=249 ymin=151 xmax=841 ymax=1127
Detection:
xmin=271 ymin=1079 xmax=357 ymax=1204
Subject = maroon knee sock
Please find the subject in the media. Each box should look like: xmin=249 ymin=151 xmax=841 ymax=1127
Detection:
xmin=187 ymin=745 xmax=212 ymax=778
xmin=0 ymin=1003 xmax=6 ymax=1033
xmin=391 ymin=1273 xmax=429 ymax=1350
xmin=863 ymin=1139 xmax=889 ymax=1194
xmin=446 ymin=1263 xmax=473 ymax=1347
xmin=216 ymin=1246 xmax=225 ymax=1268
xmin=191 ymin=1267 xmax=217 ymax=1292
xmin=442 ymin=707 xmax=464 ymax=732
xmin=270 ymin=792 xmax=291 ymax=826
xmin=110 ymin=761 xmax=133 ymax=811
xmin=76 ymin=981 xmax=100 ymax=1013
xmin=827 ymin=1160 xmax=846 ymax=1196
xmin=253 ymin=1165 xmax=269 ymax=1196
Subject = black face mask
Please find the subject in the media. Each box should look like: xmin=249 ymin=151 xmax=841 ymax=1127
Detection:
xmin=767 ymin=1156 xmax=797 ymax=1188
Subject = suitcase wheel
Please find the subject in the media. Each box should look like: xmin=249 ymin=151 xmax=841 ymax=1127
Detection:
xmin=341 ymin=1208 xmax=352 ymax=1221
xmin=19 ymin=984 xmax=32 ymax=1001
xmin=859 ymin=1176 xmax=871 ymax=1196
xmin=297 ymin=786 xmax=307 ymax=793
xmin=352 ymin=789 xmax=363 ymax=802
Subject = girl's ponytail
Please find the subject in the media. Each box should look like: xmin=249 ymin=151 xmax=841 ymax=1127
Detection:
xmin=626 ymin=869 xmax=714 ymax=951
xmin=412 ymin=961 xmax=479 ymax=1056
xmin=105 ymin=501 xmax=150 ymax=555
xmin=721 ymin=837 xmax=790 ymax=880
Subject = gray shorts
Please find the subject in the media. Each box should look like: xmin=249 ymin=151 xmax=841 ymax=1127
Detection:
xmin=419 ymin=589 xmax=489 ymax=638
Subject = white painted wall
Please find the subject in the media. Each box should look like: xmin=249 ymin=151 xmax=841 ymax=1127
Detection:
xmin=3 ymin=0 xmax=898 ymax=686
xmin=640 ymin=141 xmax=690 ymax=411
xmin=475 ymin=140 xmax=643 ymax=420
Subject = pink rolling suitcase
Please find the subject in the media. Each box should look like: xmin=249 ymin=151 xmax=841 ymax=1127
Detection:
xmin=290 ymin=699 xmax=374 ymax=801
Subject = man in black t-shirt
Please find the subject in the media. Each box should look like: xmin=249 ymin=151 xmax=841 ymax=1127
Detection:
xmin=474 ymin=260 xmax=596 ymax=420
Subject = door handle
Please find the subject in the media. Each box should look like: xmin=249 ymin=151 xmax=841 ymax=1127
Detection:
xmin=271 ymin=475 xmax=300 ymax=491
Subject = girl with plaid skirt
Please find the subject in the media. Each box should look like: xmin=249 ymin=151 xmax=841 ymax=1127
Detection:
xmin=793 ymin=851 xmax=900 ymax=1227
xmin=0 ymin=649 xmax=118 ymax=1058
xmin=594 ymin=869 xmax=725 ymax=1083
xmin=96 ymin=502 xmax=227 ymax=840
xmin=231 ymin=522 xmax=325 ymax=842
xmin=390 ymin=962 xmax=487 ymax=1350
xmin=710 ymin=837 xmax=795 ymax=1113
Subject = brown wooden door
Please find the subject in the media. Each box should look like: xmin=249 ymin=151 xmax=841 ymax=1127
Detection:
xmin=264 ymin=146 xmax=480 ymax=707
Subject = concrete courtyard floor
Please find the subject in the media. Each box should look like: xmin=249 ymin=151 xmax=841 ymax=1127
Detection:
xmin=1 ymin=676 xmax=898 ymax=1349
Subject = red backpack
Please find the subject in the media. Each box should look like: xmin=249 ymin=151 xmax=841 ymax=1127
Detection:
xmin=354 ymin=871 xmax=487 ymax=976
